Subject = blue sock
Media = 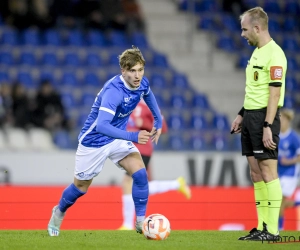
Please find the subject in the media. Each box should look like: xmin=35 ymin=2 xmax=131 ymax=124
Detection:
xmin=58 ymin=183 xmax=86 ymax=212
xmin=132 ymin=168 xmax=149 ymax=218
xmin=295 ymin=201 xmax=300 ymax=206
xmin=278 ymin=216 xmax=284 ymax=230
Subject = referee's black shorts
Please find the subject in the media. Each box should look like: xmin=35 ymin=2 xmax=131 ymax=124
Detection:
xmin=241 ymin=108 xmax=280 ymax=160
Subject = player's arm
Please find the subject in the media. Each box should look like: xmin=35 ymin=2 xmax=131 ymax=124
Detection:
xmin=263 ymin=60 xmax=284 ymax=150
xmin=143 ymin=89 xmax=163 ymax=144
xmin=96 ymin=88 xmax=140 ymax=143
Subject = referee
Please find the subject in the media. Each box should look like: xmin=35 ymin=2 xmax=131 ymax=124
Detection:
xmin=231 ymin=7 xmax=287 ymax=241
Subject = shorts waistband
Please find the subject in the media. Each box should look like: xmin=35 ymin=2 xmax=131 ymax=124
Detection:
xmin=245 ymin=108 xmax=267 ymax=113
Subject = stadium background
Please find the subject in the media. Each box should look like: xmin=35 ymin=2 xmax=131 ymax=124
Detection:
xmin=0 ymin=0 xmax=300 ymax=230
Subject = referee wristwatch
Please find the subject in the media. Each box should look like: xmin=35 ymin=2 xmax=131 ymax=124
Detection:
xmin=263 ymin=121 xmax=272 ymax=128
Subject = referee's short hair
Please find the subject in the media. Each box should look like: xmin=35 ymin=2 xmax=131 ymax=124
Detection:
xmin=240 ymin=7 xmax=268 ymax=30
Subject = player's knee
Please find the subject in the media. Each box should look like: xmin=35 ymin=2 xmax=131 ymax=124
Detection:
xmin=132 ymin=168 xmax=148 ymax=186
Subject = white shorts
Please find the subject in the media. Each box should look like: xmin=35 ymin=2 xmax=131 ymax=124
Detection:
xmin=280 ymin=175 xmax=299 ymax=198
xmin=74 ymin=139 xmax=139 ymax=180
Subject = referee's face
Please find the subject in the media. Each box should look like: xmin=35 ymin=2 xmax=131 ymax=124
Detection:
xmin=122 ymin=62 xmax=145 ymax=89
xmin=241 ymin=14 xmax=258 ymax=47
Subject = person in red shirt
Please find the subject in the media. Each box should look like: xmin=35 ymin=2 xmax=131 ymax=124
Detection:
xmin=119 ymin=100 xmax=191 ymax=230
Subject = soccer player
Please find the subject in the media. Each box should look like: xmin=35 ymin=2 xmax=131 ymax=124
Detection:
xmin=118 ymin=100 xmax=191 ymax=230
xmin=47 ymin=46 xmax=163 ymax=236
xmin=278 ymin=109 xmax=300 ymax=230
xmin=231 ymin=7 xmax=287 ymax=241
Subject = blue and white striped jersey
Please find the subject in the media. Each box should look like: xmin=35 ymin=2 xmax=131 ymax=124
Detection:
xmin=278 ymin=129 xmax=300 ymax=177
xmin=78 ymin=74 xmax=150 ymax=148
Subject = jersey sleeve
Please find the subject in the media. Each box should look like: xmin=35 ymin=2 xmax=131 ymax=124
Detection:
xmin=268 ymin=51 xmax=286 ymax=86
xmin=99 ymin=86 xmax=122 ymax=114
xmin=143 ymin=89 xmax=162 ymax=129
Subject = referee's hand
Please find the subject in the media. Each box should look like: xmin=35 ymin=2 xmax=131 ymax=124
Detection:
xmin=230 ymin=115 xmax=243 ymax=134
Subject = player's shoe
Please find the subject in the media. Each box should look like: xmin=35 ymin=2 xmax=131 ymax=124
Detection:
xmin=118 ymin=225 xmax=133 ymax=230
xmin=135 ymin=220 xmax=143 ymax=234
xmin=47 ymin=205 xmax=64 ymax=236
xmin=177 ymin=177 xmax=191 ymax=199
xmin=238 ymin=228 xmax=262 ymax=240
xmin=254 ymin=230 xmax=280 ymax=242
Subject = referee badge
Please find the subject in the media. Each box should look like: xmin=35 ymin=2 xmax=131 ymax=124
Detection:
xmin=254 ymin=71 xmax=259 ymax=81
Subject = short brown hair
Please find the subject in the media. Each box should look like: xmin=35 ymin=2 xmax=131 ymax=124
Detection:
xmin=118 ymin=46 xmax=145 ymax=70
xmin=240 ymin=7 xmax=268 ymax=30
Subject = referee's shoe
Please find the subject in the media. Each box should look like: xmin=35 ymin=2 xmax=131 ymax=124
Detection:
xmin=238 ymin=222 xmax=266 ymax=240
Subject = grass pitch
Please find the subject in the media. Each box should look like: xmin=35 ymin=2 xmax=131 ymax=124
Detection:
xmin=0 ymin=230 xmax=299 ymax=250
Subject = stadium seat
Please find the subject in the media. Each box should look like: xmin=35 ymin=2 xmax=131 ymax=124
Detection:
xmin=28 ymin=128 xmax=57 ymax=150
xmin=168 ymin=111 xmax=186 ymax=131
xmin=43 ymin=29 xmax=61 ymax=46
xmin=168 ymin=134 xmax=186 ymax=151
xmin=60 ymin=72 xmax=79 ymax=87
xmin=150 ymin=73 xmax=166 ymax=89
xmin=1 ymin=28 xmax=18 ymax=45
xmin=190 ymin=113 xmax=208 ymax=130
xmin=263 ymin=0 xmax=282 ymax=14
xmin=53 ymin=130 xmax=74 ymax=149
xmin=282 ymin=16 xmax=298 ymax=32
xmin=19 ymin=51 xmax=37 ymax=65
xmin=0 ymin=51 xmax=14 ymax=65
xmin=172 ymin=73 xmax=188 ymax=89
xmin=212 ymin=113 xmax=230 ymax=132
xmin=6 ymin=128 xmax=31 ymax=150
xmin=63 ymin=52 xmax=81 ymax=66
xmin=282 ymin=37 xmax=299 ymax=52
xmin=86 ymin=30 xmax=106 ymax=47
xmin=80 ymin=92 xmax=96 ymax=107
xmin=60 ymin=91 xmax=77 ymax=109
xmin=21 ymin=28 xmax=40 ymax=46
xmin=284 ymin=1 xmax=300 ymax=15
xmin=211 ymin=133 xmax=230 ymax=151
xmin=216 ymin=33 xmax=237 ymax=52
xmin=85 ymin=52 xmax=104 ymax=67
xmin=17 ymin=71 xmax=35 ymax=89
xmin=198 ymin=14 xmax=215 ymax=30
xmin=83 ymin=72 xmax=100 ymax=87
xmin=107 ymin=31 xmax=129 ymax=47
xmin=170 ymin=93 xmax=187 ymax=109
xmin=41 ymin=52 xmax=59 ymax=66
xmin=267 ymin=17 xmax=281 ymax=32
xmin=231 ymin=133 xmax=242 ymax=151
xmin=190 ymin=133 xmax=207 ymax=151
xmin=152 ymin=53 xmax=169 ymax=68
xmin=130 ymin=32 xmax=148 ymax=48
xmin=65 ymin=30 xmax=84 ymax=46
xmin=220 ymin=14 xmax=240 ymax=32
xmin=283 ymin=95 xmax=295 ymax=109
xmin=39 ymin=69 xmax=55 ymax=83
xmin=0 ymin=71 xmax=9 ymax=82
xmin=286 ymin=58 xmax=299 ymax=71
xmin=192 ymin=93 xmax=210 ymax=110
xmin=285 ymin=75 xmax=298 ymax=92
xmin=108 ymin=52 xmax=121 ymax=66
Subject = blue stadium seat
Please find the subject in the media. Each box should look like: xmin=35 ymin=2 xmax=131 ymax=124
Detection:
xmin=263 ymin=0 xmax=282 ymax=14
xmin=211 ymin=134 xmax=230 ymax=151
xmin=150 ymin=73 xmax=166 ymax=89
xmin=283 ymin=95 xmax=295 ymax=109
xmin=107 ymin=31 xmax=128 ymax=47
xmin=80 ymin=92 xmax=96 ymax=107
xmin=86 ymin=30 xmax=106 ymax=47
xmin=152 ymin=91 xmax=166 ymax=108
xmin=85 ymin=52 xmax=104 ymax=67
xmin=172 ymin=73 xmax=188 ymax=89
xmin=1 ymin=28 xmax=18 ymax=45
xmin=221 ymin=14 xmax=240 ymax=32
xmin=192 ymin=93 xmax=210 ymax=110
xmin=198 ymin=14 xmax=215 ymax=30
xmin=19 ymin=51 xmax=37 ymax=65
xmin=63 ymin=52 xmax=81 ymax=66
xmin=0 ymin=51 xmax=14 ymax=65
xmin=65 ymin=30 xmax=84 ymax=46
xmin=17 ymin=71 xmax=35 ymax=89
xmin=231 ymin=133 xmax=242 ymax=151
xmin=282 ymin=37 xmax=299 ymax=52
xmin=43 ymin=29 xmax=61 ymax=46
xmin=83 ymin=72 xmax=100 ymax=87
xmin=282 ymin=17 xmax=298 ymax=32
xmin=41 ymin=52 xmax=59 ymax=66
xmin=190 ymin=113 xmax=208 ymax=130
xmin=170 ymin=93 xmax=186 ymax=109
xmin=216 ymin=33 xmax=237 ymax=52
xmin=21 ymin=29 xmax=40 ymax=46
xmin=167 ymin=112 xmax=185 ymax=131
xmin=0 ymin=71 xmax=9 ymax=82
xmin=53 ymin=130 xmax=74 ymax=149
xmin=152 ymin=53 xmax=168 ymax=68
xmin=237 ymin=54 xmax=249 ymax=68
xmin=131 ymin=32 xmax=148 ymax=48
xmin=284 ymin=1 xmax=300 ymax=15
xmin=286 ymin=57 xmax=299 ymax=71
xmin=60 ymin=92 xmax=77 ymax=109
xmin=77 ymin=110 xmax=89 ymax=128
xmin=108 ymin=52 xmax=120 ymax=66
xmin=268 ymin=17 xmax=281 ymax=32
xmin=168 ymin=134 xmax=186 ymax=151
xmin=60 ymin=72 xmax=78 ymax=87
xmin=190 ymin=133 xmax=207 ymax=151
xmin=39 ymin=69 xmax=55 ymax=83
xmin=285 ymin=75 xmax=298 ymax=92
xmin=212 ymin=113 xmax=230 ymax=131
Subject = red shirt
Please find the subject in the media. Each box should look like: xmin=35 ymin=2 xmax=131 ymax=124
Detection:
xmin=127 ymin=101 xmax=168 ymax=156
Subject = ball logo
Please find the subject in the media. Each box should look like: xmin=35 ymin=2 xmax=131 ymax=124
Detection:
xmin=142 ymin=214 xmax=171 ymax=240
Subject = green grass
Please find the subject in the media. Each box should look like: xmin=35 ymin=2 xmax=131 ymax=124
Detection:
xmin=0 ymin=230 xmax=300 ymax=250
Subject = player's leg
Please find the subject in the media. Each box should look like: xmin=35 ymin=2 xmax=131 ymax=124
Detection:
xmin=48 ymin=144 xmax=107 ymax=236
xmin=119 ymin=173 xmax=135 ymax=230
xmin=118 ymin=152 xmax=148 ymax=234
xmin=258 ymin=158 xmax=282 ymax=238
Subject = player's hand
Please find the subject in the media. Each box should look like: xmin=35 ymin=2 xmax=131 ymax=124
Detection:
xmin=138 ymin=130 xmax=151 ymax=144
xmin=230 ymin=115 xmax=243 ymax=134
xmin=150 ymin=127 xmax=162 ymax=144
xmin=262 ymin=127 xmax=276 ymax=150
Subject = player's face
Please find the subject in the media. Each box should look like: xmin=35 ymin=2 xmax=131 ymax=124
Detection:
xmin=122 ymin=63 xmax=145 ymax=88
xmin=241 ymin=14 xmax=259 ymax=47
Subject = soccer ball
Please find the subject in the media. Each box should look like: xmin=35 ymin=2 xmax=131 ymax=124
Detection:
xmin=142 ymin=214 xmax=171 ymax=240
